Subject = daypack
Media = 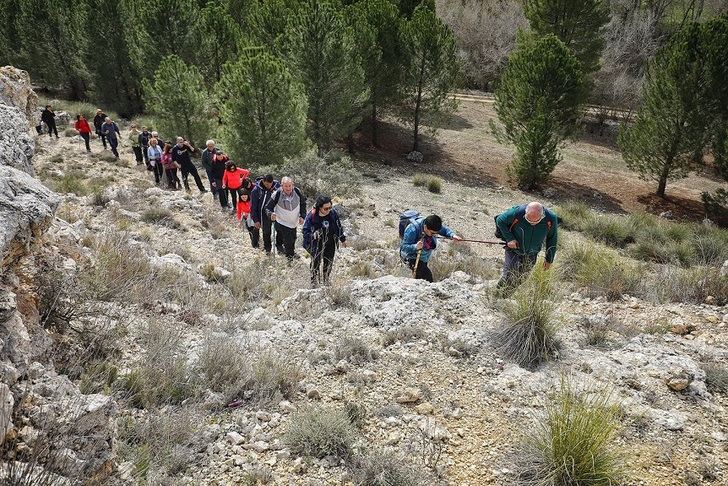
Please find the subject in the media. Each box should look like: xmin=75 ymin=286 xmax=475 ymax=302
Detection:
xmin=398 ymin=210 xmax=421 ymax=239
xmin=494 ymin=204 xmax=559 ymax=239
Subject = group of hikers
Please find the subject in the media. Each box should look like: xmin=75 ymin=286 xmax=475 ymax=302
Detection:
xmin=42 ymin=105 xmax=559 ymax=288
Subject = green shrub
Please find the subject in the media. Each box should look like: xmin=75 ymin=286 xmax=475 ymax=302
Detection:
xmin=426 ymin=177 xmax=442 ymax=193
xmin=141 ymin=207 xmax=180 ymax=229
xmin=556 ymin=201 xmax=591 ymax=231
xmin=351 ymin=449 xmax=429 ymax=485
xmin=412 ymin=173 xmax=427 ymax=187
xmin=285 ymin=404 xmax=357 ymax=459
xmin=585 ymin=215 xmax=634 ymax=247
xmin=516 ymin=378 xmax=623 ymax=485
xmin=266 ymin=149 xmax=362 ymax=199
xmin=51 ymin=171 xmax=87 ymax=195
xmin=497 ymin=266 xmax=559 ymax=369
xmin=702 ymin=188 xmax=728 ymax=222
xmin=644 ymin=266 xmax=728 ymax=305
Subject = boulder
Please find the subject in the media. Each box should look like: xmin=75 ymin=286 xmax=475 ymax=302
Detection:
xmin=0 ymin=383 xmax=13 ymax=444
xmin=0 ymin=104 xmax=35 ymax=174
xmin=0 ymin=66 xmax=37 ymax=123
xmin=0 ymin=165 xmax=60 ymax=271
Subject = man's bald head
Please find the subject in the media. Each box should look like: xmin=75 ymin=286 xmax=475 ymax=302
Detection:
xmin=525 ymin=202 xmax=545 ymax=224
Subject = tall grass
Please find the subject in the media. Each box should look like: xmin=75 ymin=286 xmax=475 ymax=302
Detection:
xmin=497 ymin=265 xmax=559 ymax=369
xmin=285 ymin=405 xmax=357 ymax=459
xmin=516 ymin=378 xmax=623 ymax=486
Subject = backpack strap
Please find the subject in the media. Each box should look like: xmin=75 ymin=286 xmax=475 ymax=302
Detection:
xmin=509 ymin=205 xmax=528 ymax=233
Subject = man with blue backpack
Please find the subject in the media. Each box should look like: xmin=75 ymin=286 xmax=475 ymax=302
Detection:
xmin=494 ymin=201 xmax=558 ymax=288
xmin=399 ymin=211 xmax=462 ymax=282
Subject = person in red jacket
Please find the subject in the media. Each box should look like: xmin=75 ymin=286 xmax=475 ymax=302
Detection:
xmin=221 ymin=162 xmax=250 ymax=213
xmin=236 ymin=189 xmax=257 ymax=246
xmin=74 ymin=114 xmax=92 ymax=152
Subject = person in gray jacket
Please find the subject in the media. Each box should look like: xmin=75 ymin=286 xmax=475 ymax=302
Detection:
xmin=265 ymin=176 xmax=306 ymax=261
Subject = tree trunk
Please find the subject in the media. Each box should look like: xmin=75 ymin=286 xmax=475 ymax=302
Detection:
xmin=412 ymin=56 xmax=426 ymax=153
xmin=371 ymin=103 xmax=378 ymax=147
xmin=656 ymin=155 xmax=673 ymax=198
xmin=347 ymin=133 xmax=354 ymax=154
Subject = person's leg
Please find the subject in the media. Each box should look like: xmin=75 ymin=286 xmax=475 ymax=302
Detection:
xmin=110 ymin=138 xmax=119 ymax=157
xmin=82 ymin=133 xmax=90 ymax=151
xmin=99 ymin=133 xmax=107 ymax=149
xmin=181 ymin=165 xmax=191 ymax=190
xmin=416 ymin=260 xmax=434 ymax=282
xmin=249 ymin=224 xmax=260 ymax=248
xmin=310 ymin=238 xmax=323 ymax=285
xmin=153 ymin=162 xmax=161 ymax=184
xmin=205 ymin=169 xmax=218 ymax=197
xmin=322 ymin=242 xmax=336 ymax=284
xmin=262 ymin=216 xmax=273 ymax=253
xmin=190 ymin=166 xmax=205 ymax=192
xmin=218 ymin=185 xmax=228 ymax=208
xmin=47 ymin=121 xmax=53 ymax=138
xmin=133 ymin=146 xmax=143 ymax=164
xmin=275 ymin=222 xmax=285 ymax=254
xmin=497 ymin=250 xmax=525 ymax=289
xmin=228 ymin=188 xmax=238 ymax=210
xmin=143 ymin=147 xmax=149 ymax=166
xmin=284 ymin=227 xmax=297 ymax=259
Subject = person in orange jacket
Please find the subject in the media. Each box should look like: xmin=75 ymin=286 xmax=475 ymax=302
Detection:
xmin=221 ymin=162 xmax=250 ymax=213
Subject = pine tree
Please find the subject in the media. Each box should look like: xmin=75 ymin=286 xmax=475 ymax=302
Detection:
xmin=85 ymin=0 xmax=145 ymax=115
xmin=135 ymin=0 xmax=199 ymax=76
xmin=347 ymin=0 xmax=404 ymax=147
xmin=700 ymin=15 xmax=728 ymax=177
xmin=618 ymin=24 xmax=706 ymax=198
xmin=493 ymin=33 xmax=585 ymax=190
xmin=283 ymin=0 xmax=367 ymax=154
xmin=523 ymin=0 xmax=609 ymax=75
xmin=143 ymin=55 xmax=211 ymax=147
xmin=245 ymin=0 xmax=300 ymax=55
xmin=15 ymin=0 xmax=90 ymax=99
xmin=192 ymin=2 xmax=242 ymax=86
xmin=399 ymin=5 xmax=459 ymax=153
xmin=0 ymin=0 xmax=21 ymax=66
xmin=216 ymin=52 xmax=308 ymax=167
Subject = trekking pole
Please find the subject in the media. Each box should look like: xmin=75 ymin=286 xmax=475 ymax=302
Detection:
xmin=412 ymin=243 xmax=423 ymax=278
xmin=434 ymin=235 xmax=506 ymax=245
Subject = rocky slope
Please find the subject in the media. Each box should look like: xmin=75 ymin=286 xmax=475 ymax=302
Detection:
xmin=2 ymin=70 xmax=728 ymax=485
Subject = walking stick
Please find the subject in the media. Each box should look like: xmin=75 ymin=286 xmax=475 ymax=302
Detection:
xmin=434 ymin=235 xmax=505 ymax=245
xmin=412 ymin=248 xmax=423 ymax=278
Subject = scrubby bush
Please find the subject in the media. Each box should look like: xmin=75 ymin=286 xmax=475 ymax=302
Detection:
xmin=426 ymin=176 xmax=442 ymax=193
xmin=141 ymin=207 xmax=180 ymax=229
xmin=351 ymin=448 xmax=430 ymax=486
xmin=266 ymin=149 xmax=362 ymax=199
xmin=515 ymin=379 xmax=623 ymax=485
xmin=196 ymin=335 xmax=249 ymax=400
xmin=285 ymin=405 xmax=357 ymax=459
xmin=644 ymin=266 xmax=728 ymax=305
xmin=703 ymin=363 xmax=728 ymax=394
xmin=247 ymin=351 xmax=302 ymax=405
xmin=497 ymin=265 xmax=559 ymax=368
xmin=430 ymin=243 xmax=498 ymax=280
xmin=334 ymin=336 xmax=378 ymax=364
xmin=51 ymin=170 xmax=87 ymax=195
xmin=382 ymin=325 xmax=426 ymax=347
xmin=412 ymin=173 xmax=427 ymax=187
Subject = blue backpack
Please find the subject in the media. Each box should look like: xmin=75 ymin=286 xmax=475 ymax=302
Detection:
xmin=398 ymin=210 xmax=421 ymax=239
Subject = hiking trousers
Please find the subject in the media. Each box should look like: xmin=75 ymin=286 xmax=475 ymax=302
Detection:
xmin=152 ymin=161 xmax=164 ymax=184
xmin=108 ymin=137 xmax=119 ymax=157
xmin=311 ymin=237 xmax=337 ymax=285
xmin=275 ymin=222 xmax=297 ymax=259
xmin=180 ymin=162 xmax=205 ymax=192
xmin=497 ymin=250 xmax=537 ymax=288
xmin=205 ymin=169 xmax=219 ymax=197
xmin=132 ymin=146 xmax=143 ymax=164
xmin=165 ymin=168 xmax=180 ymax=189
xmin=80 ymin=132 xmax=90 ymax=151
xmin=47 ymin=120 xmax=58 ymax=138
xmin=250 ymin=215 xmax=272 ymax=252
xmin=407 ymin=258 xmax=433 ymax=282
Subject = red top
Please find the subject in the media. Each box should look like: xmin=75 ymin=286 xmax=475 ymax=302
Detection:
xmin=237 ymin=199 xmax=251 ymax=221
xmin=74 ymin=119 xmax=91 ymax=134
xmin=222 ymin=167 xmax=250 ymax=190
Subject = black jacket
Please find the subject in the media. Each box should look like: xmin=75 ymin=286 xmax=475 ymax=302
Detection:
xmin=303 ymin=208 xmax=346 ymax=252
xmin=250 ymin=179 xmax=280 ymax=224
xmin=138 ymin=131 xmax=152 ymax=148
xmin=93 ymin=113 xmax=106 ymax=131
xmin=41 ymin=109 xmax=55 ymax=124
xmin=171 ymin=143 xmax=195 ymax=166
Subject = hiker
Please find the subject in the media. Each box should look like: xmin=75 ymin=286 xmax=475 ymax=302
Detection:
xmin=138 ymin=126 xmax=152 ymax=167
xmin=41 ymin=105 xmax=59 ymax=139
xmin=147 ymin=138 xmax=164 ymax=184
xmin=222 ymin=161 xmax=250 ymax=213
xmin=93 ymin=109 xmax=107 ymax=149
xmin=400 ymin=214 xmax=462 ymax=282
xmin=101 ymin=117 xmax=120 ymax=158
xmin=151 ymin=131 xmax=164 ymax=149
xmin=74 ymin=114 xmax=91 ymax=152
xmin=236 ymin=189 xmax=257 ymax=245
xmin=171 ymin=137 xmax=206 ymax=193
xmin=250 ymin=174 xmax=280 ymax=253
xmin=494 ymin=201 xmax=558 ymax=288
xmin=160 ymin=143 xmax=180 ymax=190
xmin=210 ymin=151 xmax=230 ymax=208
xmin=265 ymin=176 xmax=306 ymax=261
xmin=129 ymin=124 xmax=143 ymax=164
xmin=303 ymin=195 xmax=347 ymax=287
xmin=201 ymin=140 xmax=220 ymax=197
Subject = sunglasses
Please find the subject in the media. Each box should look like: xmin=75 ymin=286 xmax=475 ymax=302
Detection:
xmin=320 ymin=205 xmax=332 ymax=211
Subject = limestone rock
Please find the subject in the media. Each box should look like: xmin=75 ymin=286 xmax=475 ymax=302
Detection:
xmin=0 ymin=105 xmax=35 ymax=174
xmin=395 ymin=387 xmax=422 ymax=404
xmin=0 ymin=66 xmax=37 ymax=123
xmin=0 ymin=165 xmax=60 ymax=270
xmin=1 ymin=383 xmax=13 ymax=444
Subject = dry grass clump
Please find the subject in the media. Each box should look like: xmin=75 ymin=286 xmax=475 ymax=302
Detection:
xmin=50 ymin=170 xmax=87 ymax=195
xmin=285 ymin=404 xmax=357 ymax=459
xmin=430 ymin=243 xmax=498 ymax=280
xmin=141 ymin=207 xmax=181 ymax=229
xmin=703 ymin=362 xmax=728 ymax=394
xmin=412 ymin=173 xmax=442 ymax=193
xmin=643 ymin=265 xmax=728 ymax=305
xmin=515 ymin=379 xmax=624 ymax=486
xmin=351 ymin=448 xmax=430 ymax=485
xmin=382 ymin=325 xmax=426 ymax=347
xmin=246 ymin=351 xmax=302 ymax=406
xmin=497 ymin=265 xmax=559 ymax=369
xmin=195 ymin=334 xmax=248 ymax=400
xmin=334 ymin=336 xmax=379 ymax=364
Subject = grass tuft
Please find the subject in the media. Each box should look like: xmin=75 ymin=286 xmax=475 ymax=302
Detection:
xmin=351 ymin=448 xmax=430 ymax=485
xmin=285 ymin=404 xmax=357 ymax=459
xmin=704 ymin=362 xmax=728 ymax=394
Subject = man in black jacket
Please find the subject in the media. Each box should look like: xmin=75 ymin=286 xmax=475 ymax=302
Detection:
xmin=265 ymin=176 xmax=306 ymax=260
xmin=250 ymin=174 xmax=280 ymax=253
xmin=93 ymin=109 xmax=107 ymax=149
xmin=138 ymin=126 xmax=152 ymax=167
xmin=41 ymin=105 xmax=59 ymax=138
xmin=171 ymin=137 xmax=206 ymax=193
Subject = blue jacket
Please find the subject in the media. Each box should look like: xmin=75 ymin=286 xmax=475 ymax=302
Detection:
xmin=399 ymin=217 xmax=454 ymax=263
xmin=250 ymin=179 xmax=280 ymax=224
xmin=302 ymin=208 xmax=346 ymax=253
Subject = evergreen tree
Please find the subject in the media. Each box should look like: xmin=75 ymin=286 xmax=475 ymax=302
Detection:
xmin=216 ymin=52 xmax=308 ymax=167
xmin=15 ymin=0 xmax=90 ymax=99
xmin=618 ymin=24 xmax=707 ymax=198
xmin=245 ymin=0 xmax=300 ymax=55
xmin=192 ymin=2 xmax=242 ymax=86
xmin=137 ymin=0 xmax=199 ymax=71
xmin=143 ymin=55 xmax=211 ymax=146
xmin=347 ymin=0 xmax=404 ymax=147
xmin=493 ymin=33 xmax=585 ymax=190
xmin=85 ymin=0 xmax=145 ymax=114
xmin=523 ymin=0 xmax=609 ymax=75
xmin=399 ymin=5 xmax=459 ymax=153
xmin=398 ymin=0 xmax=434 ymax=18
xmin=700 ymin=15 xmax=728 ymax=177
xmin=0 ymin=0 xmax=20 ymax=66
xmin=283 ymin=0 xmax=367 ymax=154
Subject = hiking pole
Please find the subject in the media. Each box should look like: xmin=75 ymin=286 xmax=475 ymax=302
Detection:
xmin=434 ymin=235 xmax=506 ymax=245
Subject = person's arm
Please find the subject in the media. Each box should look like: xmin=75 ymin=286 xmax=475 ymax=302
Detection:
xmin=265 ymin=190 xmax=280 ymax=217
xmin=544 ymin=215 xmax=558 ymax=267
xmin=335 ymin=211 xmax=347 ymax=245
xmin=222 ymin=171 xmax=228 ymax=189
xmin=302 ymin=213 xmax=313 ymax=252
xmin=400 ymin=223 xmax=419 ymax=255
xmin=250 ymin=188 xmax=262 ymax=224
xmin=236 ymin=202 xmax=243 ymax=221
xmin=296 ymin=188 xmax=307 ymax=219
